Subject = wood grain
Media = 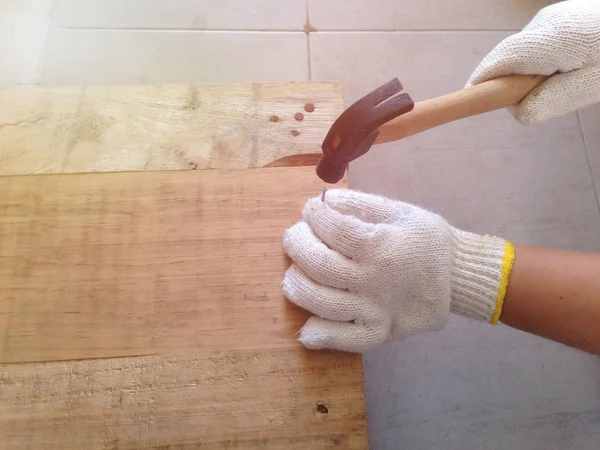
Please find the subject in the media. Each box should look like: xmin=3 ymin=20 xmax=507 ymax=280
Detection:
xmin=0 ymin=167 xmax=343 ymax=363
xmin=1 ymin=349 xmax=366 ymax=449
xmin=0 ymin=166 xmax=367 ymax=448
xmin=0 ymin=82 xmax=342 ymax=175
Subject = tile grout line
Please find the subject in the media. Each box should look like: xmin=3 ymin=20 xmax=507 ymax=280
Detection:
xmin=576 ymin=110 xmax=600 ymax=216
xmin=53 ymin=27 xmax=307 ymax=33
xmin=52 ymin=27 xmax=521 ymax=33
xmin=306 ymin=0 xmax=312 ymax=81
xmin=303 ymin=29 xmax=520 ymax=33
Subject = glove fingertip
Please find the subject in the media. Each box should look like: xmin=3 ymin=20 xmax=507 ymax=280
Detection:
xmin=302 ymin=196 xmax=324 ymax=219
xmin=281 ymin=265 xmax=307 ymax=307
xmin=282 ymin=224 xmax=296 ymax=253
xmin=299 ymin=317 xmax=392 ymax=353
xmin=298 ymin=322 xmax=329 ymax=350
xmin=302 ymin=197 xmax=343 ymax=235
xmin=281 ymin=264 xmax=294 ymax=289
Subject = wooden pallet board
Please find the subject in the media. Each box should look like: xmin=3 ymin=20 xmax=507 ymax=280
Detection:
xmin=0 ymin=82 xmax=342 ymax=175
xmin=0 ymin=349 xmax=366 ymax=449
xmin=0 ymin=166 xmax=366 ymax=448
xmin=0 ymin=166 xmax=340 ymax=363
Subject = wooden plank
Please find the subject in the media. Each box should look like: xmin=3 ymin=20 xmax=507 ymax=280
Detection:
xmin=0 ymin=82 xmax=342 ymax=175
xmin=0 ymin=349 xmax=366 ymax=449
xmin=0 ymin=166 xmax=344 ymax=363
xmin=0 ymin=166 xmax=367 ymax=449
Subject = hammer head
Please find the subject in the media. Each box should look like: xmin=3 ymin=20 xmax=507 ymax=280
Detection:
xmin=316 ymin=78 xmax=414 ymax=184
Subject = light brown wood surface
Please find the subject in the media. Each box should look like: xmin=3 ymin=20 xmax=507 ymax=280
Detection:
xmin=0 ymin=166 xmax=367 ymax=448
xmin=0 ymin=81 xmax=367 ymax=449
xmin=0 ymin=82 xmax=342 ymax=175
xmin=377 ymin=74 xmax=546 ymax=144
xmin=1 ymin=349 xmax=366 ymax=449
xmin=0 ymin=167 xmax=333 ymax=363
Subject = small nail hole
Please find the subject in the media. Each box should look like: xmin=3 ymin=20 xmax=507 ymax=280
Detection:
xmin=316 ymin=401 xmax=328 ymax=415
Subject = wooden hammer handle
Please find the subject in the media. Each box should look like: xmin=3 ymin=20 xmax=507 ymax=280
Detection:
xmin=375 ymin=74 xmax=547 ymax=144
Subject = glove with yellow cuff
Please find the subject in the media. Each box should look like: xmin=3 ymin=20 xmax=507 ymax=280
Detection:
xmin=282 ymin=189 xmax=515 ymax=353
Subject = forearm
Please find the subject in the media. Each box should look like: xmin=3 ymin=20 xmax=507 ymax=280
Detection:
xmin=500 ymin=245 xmax=600 ymax=354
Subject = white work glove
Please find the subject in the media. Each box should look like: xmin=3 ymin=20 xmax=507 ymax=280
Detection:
xmin=467 ymin=0 xmax=600 ymax=124
xmin=282 ymin=190 xmax=515 ymax=353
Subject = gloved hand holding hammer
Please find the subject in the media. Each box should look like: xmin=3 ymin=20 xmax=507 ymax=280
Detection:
xmin=283 ymin=0 xmax=600 ymax=355
xmin=467 ymin=0 xmax=600 ymax=124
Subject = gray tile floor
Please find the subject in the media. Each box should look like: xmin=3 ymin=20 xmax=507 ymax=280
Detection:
xmin=1 ymin=1 xmax=599 ymax=448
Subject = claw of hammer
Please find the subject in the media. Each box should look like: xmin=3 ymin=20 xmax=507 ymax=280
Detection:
xmin=316 ymin=78 xmax=414 ymax=183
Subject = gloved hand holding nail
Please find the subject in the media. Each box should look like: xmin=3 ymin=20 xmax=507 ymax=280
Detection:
xmin=283 ymin=189 xmax=513 ymax=353
xmin=283 ymin=189 xmax=600 ymax=355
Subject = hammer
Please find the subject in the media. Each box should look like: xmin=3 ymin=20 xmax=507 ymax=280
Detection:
xmin=268 ymin=74 xmax=547 ymax=183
